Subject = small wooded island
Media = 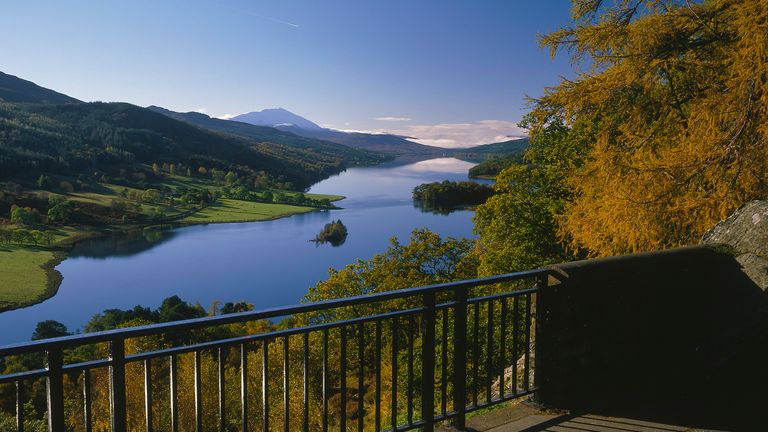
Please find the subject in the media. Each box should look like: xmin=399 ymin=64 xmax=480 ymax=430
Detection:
xmin=313 ymin=220 xmax=348 ymax=246
xmin=412 ymin=180 xmax=494 ymax=213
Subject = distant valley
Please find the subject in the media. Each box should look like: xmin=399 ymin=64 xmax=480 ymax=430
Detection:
xmin=0 ymin=69 xmax=525 ymax=313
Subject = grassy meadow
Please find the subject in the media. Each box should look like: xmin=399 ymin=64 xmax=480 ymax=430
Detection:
xmin=0 ymin=245 xmax=62 ymax=312
xmin=0 ymin=176 xmax=345 ymax=312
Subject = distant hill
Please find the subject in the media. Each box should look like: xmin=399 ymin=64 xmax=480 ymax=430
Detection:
xmin=0 ymin=71 xmax=82 ymax=104
xmin=451 ymin=138 xmax=528 ymax=162
xmin=231 ymin=108 xmax=323 ymax=130
xmin=460 ymin=138 xmax=529 ymax=178
xmin=0 ymin=101 xmax=361 ymax=189
xmin=148 ymin=106 xmax=388 ymax=167
xmin=277 ymin=125 xmax=446 ymax=156
xmin=0 ymin=71 xmax=391 ymax=190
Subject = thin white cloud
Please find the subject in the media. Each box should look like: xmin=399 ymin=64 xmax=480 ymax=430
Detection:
xmin=217 ymin=114 xmax=236 ymax=120
xmin=354 ymin=120 xmax=528 ymax=148
xmin=375 ymin=116 xmax=412 ymax=122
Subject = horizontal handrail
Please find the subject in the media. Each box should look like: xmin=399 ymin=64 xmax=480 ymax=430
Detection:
xmin=0 ymin=268 xmax=548 ymax=432
xmin=124 ymin=306 xmax=428 ymax=364
xmin=0 ymin=268 xmax=550 ymax=356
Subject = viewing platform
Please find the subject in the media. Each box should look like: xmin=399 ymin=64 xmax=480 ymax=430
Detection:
xmin=1 ymin=245 xmax=766 ymax=431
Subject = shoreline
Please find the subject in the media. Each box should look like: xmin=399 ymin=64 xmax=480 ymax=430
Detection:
xmin=0 ymin=195 xmax=346 ymax=313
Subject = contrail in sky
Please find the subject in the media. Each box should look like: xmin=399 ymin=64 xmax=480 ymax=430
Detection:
xmin=258 ymin=15 xmax=300 ymax=28
xmin=210 ymin=1 xmax=300 ymax=28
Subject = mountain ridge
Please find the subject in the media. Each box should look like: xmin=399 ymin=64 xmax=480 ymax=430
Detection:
xmin=230 ymin=108 xmax=447 ymax=156
xmin=0 ymin=71 xmax=82 ymax=104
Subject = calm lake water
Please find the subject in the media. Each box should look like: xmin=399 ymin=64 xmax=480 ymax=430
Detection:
xmin=0 ymin=158 xmax=487 ymax=344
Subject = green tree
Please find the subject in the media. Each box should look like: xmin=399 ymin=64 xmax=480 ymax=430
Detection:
xmin=304 ymin=229 xmax=478 ymax=319
xmin=0 ymin=229 xmax=11 ymax=245
xmin=31 ymin=320 xmax=71 ymax=340
xmin=224 ymin=171 xmax=238 ymax=186
xmin=474 ymin=114 xmax=589 ymax=275
xmin=10 ymin=206 xmax=36 ymax=226
xmin=47 ymin=197 xmax=73 ymax=224
xmin=12 ymin=229 xmax=33 ymax=245
xmin=36 ymin=174 xmax=50 ymax=190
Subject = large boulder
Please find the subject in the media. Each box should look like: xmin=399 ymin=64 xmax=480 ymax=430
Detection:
xmin=701 ymin=200 xmax=768 ymax=290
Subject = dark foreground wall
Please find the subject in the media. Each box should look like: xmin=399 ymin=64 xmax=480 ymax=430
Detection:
xmin=538 ymin=246 xmax=768 ymax=430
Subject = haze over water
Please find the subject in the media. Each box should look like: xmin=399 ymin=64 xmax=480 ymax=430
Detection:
xmin=0 ymin=158 xmax=487 ymax=344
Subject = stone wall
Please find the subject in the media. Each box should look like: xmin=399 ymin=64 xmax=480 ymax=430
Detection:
xmin=537 ymin=246 xmax=768 ymax=429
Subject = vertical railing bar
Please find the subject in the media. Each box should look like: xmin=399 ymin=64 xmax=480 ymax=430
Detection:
xmin=375 ymin=320 xmax=382 ymax=432
xmin=524 ymin=292 xmax=532 ymax=392
xmin=145 ymin=359 xmax=154 ymax=432
xmin=218 ymin=347 xmax=226 ymax=432
xmin=240 ymin=344 xmax=248 ymax=432
xmin=421 ymin=292 xmax=437 ymax=432
xmin=195 ymin=351 xmax=203 ymax=432
xmin=322 ymin=329 xmax=329 ymax=432
xmin=83 ymin=369 xmax=92 ymax=432
xmin=534 ymin=274 xmax=547 ymax=396
xmin=263 ymin=339 xmax=270 ymax=432
xmin=283 ymin=335 xmax=290 ymax=432
xmin=472 ymin=302 xmax=479 ymax=407
xmin=500 ymin=298 xmax=508 ymax=399
xmin=170 ymin=354 xmax=178 ymax=432
xmin=110 ymin=339 xmax=127 ymax=432
xmin=406 ymin=315 xmax=414 ymax=425
xmin=512 ymin=297 xmax=519 ymax=396
xmin=452 ymin=286 xmax=468 ymax=430
xmin=303 ymin=332 xmax=309 ymax=432
xmin=46 ymin=349 xmax=65 ymax=432
xmin=16 ymin=380 xmax=24 ymax=432
xmin=340 ymin=326 xmax=348 ymax=432
xmin=486 ymin=300 xmax=494 ymax=403
xmin=357 ymin=322 xmax=365 ymax=432
xmin=391 ymin=318 xmax=399 ymax=432
xmin=440 ymin=307 xmax=448 ymax=417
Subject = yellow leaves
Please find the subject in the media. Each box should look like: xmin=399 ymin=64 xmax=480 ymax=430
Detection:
xmin=531 ymin=0 xmax=768 ymax=256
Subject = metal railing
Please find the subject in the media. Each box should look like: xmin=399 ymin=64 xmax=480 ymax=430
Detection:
xmin=0 ymin=269 xmax=548 ymax=432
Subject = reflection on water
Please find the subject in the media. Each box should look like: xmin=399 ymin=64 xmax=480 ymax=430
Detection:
xmin=0 ymin=158 xmax=481 ymax=344
xmin=70 ymin=228 xmax=176 ymax=259
xmin=412 ymin=200 xmax=465 ymax=215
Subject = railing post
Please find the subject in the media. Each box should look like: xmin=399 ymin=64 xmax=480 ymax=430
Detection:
xmin=452 ymin=286 xmax=468 ymax=430
xmin=16 ymin=381 xmax=24 ymax=432
xmin=46 ymin=349 xmax=65 ymax=432
xmin=422 ymin=292 xmax=437 ymax=432
xmin=110 ymin=338 xmax=127 ymax=432
xmin=534 ymin=272 xmax=547 ymax=402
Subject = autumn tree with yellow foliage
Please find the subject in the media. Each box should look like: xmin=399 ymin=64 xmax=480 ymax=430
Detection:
xmin=480 ymin=0 xmax=768 ymax=264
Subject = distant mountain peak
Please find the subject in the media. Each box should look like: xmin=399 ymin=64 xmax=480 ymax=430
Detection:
xmin=231 ymin=108 xmax=323 ymax=130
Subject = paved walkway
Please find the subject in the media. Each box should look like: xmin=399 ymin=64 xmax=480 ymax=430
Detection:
xmin=438 ymin=402 xmax=726 ymax=432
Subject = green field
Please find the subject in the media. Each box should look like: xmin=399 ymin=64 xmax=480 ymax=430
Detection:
xmin=0 ymin=246 xmax=62 ymax=312
xmin=179 ymin=199 xmax=319 ymax=224
xmin=0 ymin=186 xmax=345 ymax=312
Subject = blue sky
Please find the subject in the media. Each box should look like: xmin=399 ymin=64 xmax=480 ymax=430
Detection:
xmin=0 ymin=1 xmax=574 ymax=147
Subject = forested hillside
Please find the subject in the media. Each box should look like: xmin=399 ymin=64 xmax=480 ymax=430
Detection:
xmin=0 ymin=71 xmax=81 ymax=104
xmin=452 ymin=138 xmax=528 ymax=162
xmin=0 ymin=101 xmax=353 ymax=189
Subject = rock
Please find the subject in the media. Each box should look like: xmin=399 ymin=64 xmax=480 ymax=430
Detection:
xmin=701 ymin=200 xmax=768 ymax=290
